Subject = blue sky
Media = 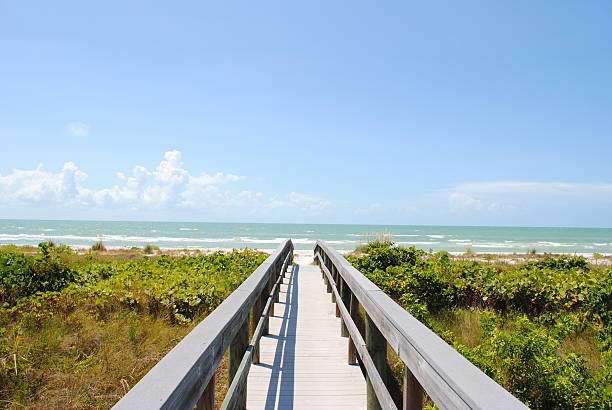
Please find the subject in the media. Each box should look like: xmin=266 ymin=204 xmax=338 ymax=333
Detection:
xmin=1 ymin=1 xmax=611 ymax=226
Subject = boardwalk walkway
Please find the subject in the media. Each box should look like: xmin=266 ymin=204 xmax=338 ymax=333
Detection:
xmin=246 ymin=264 xmax=366 ymax=409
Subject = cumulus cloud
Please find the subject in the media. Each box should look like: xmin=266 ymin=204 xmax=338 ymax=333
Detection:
xmin=0 ymin=151 xmax=336 ymax=221
xmin=0 ymin=150 xmax=251 ymax=211
xmin=66 ymin=122 xmax=89 ymax=137
xmin=0 ymin=162 xmax=89 ymax=204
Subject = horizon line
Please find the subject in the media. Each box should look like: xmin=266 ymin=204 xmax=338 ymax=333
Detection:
xmin=1 ymin=217 xmax=610 ymax=230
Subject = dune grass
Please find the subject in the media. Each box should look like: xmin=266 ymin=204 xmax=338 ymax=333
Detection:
xmin=0 ymin=244 xmax=265 ymax=408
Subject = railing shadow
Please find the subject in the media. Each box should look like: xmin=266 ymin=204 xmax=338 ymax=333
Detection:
xmin=260 ymin=264 xmax=299 ymax=409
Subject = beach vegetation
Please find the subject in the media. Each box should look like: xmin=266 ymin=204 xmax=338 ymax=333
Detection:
xmin=347 ymin=242 xmax=612 ymax=409
xmin=0 ymin=245 xmax=267 ymax=407
xmin=91 ymin=241 xmax=106 ymax=252
xmin=143 ymin=244 xmax=160 ymax=254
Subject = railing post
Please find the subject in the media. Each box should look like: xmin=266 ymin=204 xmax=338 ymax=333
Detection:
xmin=403 ymin=364 xmax=423 ymax=410
xmin=340 ymin=278 xmax=349 ymax=336
xmin=331 ymin=265 xmax=337 ymax=304
xmin=228 ymin=317 xmax=249 ymax=410
xmin=348 ymin=293 xmax=358 ymax=364
xmin=366 ymin=312 xmax=387 ymax=410
xmin=251 ymin=296 xmax=262 ymax=364
xmin=196 ymin=373 xmax=215 ymax=410
xmin=270 ymin=266 xmax=276 ymax=317
xmin=324 ymin=257 xmax=332 ymax=293
xmin=261 ymin=277 xmax=270 ymax=336
xmin=274 ymin=259 xmax=280 ymax=303
xmin=334 ymin=265 xmax=341 ymax=308
xmin=319 ymin=250 xmax=324 ymax=278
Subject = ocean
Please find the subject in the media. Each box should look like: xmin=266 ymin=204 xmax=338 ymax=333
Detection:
xmin=0 ymin=219 xmax=611 ymax=254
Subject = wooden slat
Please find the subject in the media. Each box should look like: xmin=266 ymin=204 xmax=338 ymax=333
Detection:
xmin=314 ymin=242 xmax=528 ymax=410
xmin=247 ymin=265 xmax=366 ymax=409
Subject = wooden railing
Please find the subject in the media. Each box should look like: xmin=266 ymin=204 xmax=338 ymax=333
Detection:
xmin=314 ymin=240 xmax=529 ymax=410
xmin=112 ymin=239 xmax=293 ymax=410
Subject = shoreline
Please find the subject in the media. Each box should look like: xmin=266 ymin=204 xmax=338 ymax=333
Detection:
xmin=3 ymin=243 xmax=611 ymax=266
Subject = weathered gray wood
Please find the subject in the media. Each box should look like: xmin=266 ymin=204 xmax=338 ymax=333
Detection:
xmin=318 ymin=258 xmax=398 ymax=410
xmin=220 ymin=255 xmax=289 ymax=410
xmin=331 ymin=267 xmax=337 ymax=304
xmin=348 ymin=292 xmax=359 ymax=365
xmin=366 ymin=311 xmax=388 ymax=410
xmin=252 ymin=297 xmax=262 ymax=364
xmin=269 ymin=264 xmax=276 ymax=314
xmin=314 ymin=242 xmax=528 ymax=410
xmin=247 ymin=265 xmax=367 ymax=409
xmin=229 ymin=316 xmax=249 ymax=410
xmin=340 ymin=277 xmax=350 ymax=337
xmin=196 ymin=372 xmax=214 ymax=410
xmin=403 ymin=365 xmax=423 ymax=410
xmin=112 ymin=240 xmax=292 ymax=410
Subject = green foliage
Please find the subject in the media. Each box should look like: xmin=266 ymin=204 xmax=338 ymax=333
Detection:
xmin=466 ymin=313 xmax=611 ymax=408
xmin=348 ymin=242 xmax=612 ymax=409
xmin=0 ymin=247 xmax=267 ymax=406
xmin=78 ymin=249 xmax=267 ymax=323
xmin=0 ymin=243 xmax=75 ymax=304
xmin=348 ymin=243 xmax=610 ymax=315
xmin=91 ymin=241 xmax=106 ymax=251
xmin=143 ymin=244 xmax=159 ymax=254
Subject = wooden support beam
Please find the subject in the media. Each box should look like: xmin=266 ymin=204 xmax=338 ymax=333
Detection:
xmin=251 ymin=298 xmax=261 ymax=364
xmin=403 ymin=364 xmax=424 ymax=410
xmin=196 ymin=372 xmax=215 ymax=410
xmin=331 ymin=265 xmax=338 ymax=308
xmin=366 ymin=312 xmax=387 ymax=410
xmin=340 ymin=278 xmax=350 ymax=337
xmin=228 ymin=317 xmax=249 ymax=410
xmin=348 ymin=293 xmax=358 ymax=364
xmin=261 ymin=278 xmax=269 ymax=336
xmin=274 ymin=261 xmax=280 ymax=303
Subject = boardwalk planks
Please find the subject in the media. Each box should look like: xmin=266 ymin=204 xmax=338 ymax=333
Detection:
xmin=246 ymin=265 xmax=367 ymax=409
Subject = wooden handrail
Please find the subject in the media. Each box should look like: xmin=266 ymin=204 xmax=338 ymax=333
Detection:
xmin=314 ymin=241 xmax=528 ymax=410
xmin=318 ymin=257 xmax=398 ymax=410
xmin=220 ymin=251 xmax=292 ymax=410
xmin=112 ymin=239 xmax=293 ymax=410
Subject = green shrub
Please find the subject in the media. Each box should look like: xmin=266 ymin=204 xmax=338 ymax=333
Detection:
xmin=0 ymin=244 xmax=75 ymax=304
xmin=91 ymin=241 xmax=106 ymax=251
xmin=143 ymin=244 xmax=159 ymax=254
xmin=348 ymin=242 xmax=612 ymax=409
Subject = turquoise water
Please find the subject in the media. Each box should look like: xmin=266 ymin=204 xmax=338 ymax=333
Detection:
xmin=0 ymin=219 xmax=611 ymax=254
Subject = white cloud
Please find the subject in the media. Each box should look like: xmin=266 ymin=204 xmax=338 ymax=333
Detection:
xmin=66 ymin=122 xmax=89 ymax=137
xmin=267 ymin=191 xmax=330 ymax=211
xmin=449 ymin=193 xmax=486 ymax=211
xmin=0 ymin=151 xmax=331 ymax=219
xmin=444 ymin=181 xmax=612 ymax=213
xmin=0 ymin=162 xmax=89 ymax=205
xmin=0 ymin=150 xmax=248 ymax=210
xmin=450 ymin=181 xmax=612 ymax=196
xmin=354 ymin=202 xmax=382 ymax=216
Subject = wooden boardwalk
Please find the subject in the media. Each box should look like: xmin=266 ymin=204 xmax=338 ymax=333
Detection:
xmin=246 ymin=264 xmax=366 ymax=409
xmin=114 ymin=240 xmax=527 ymax=410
